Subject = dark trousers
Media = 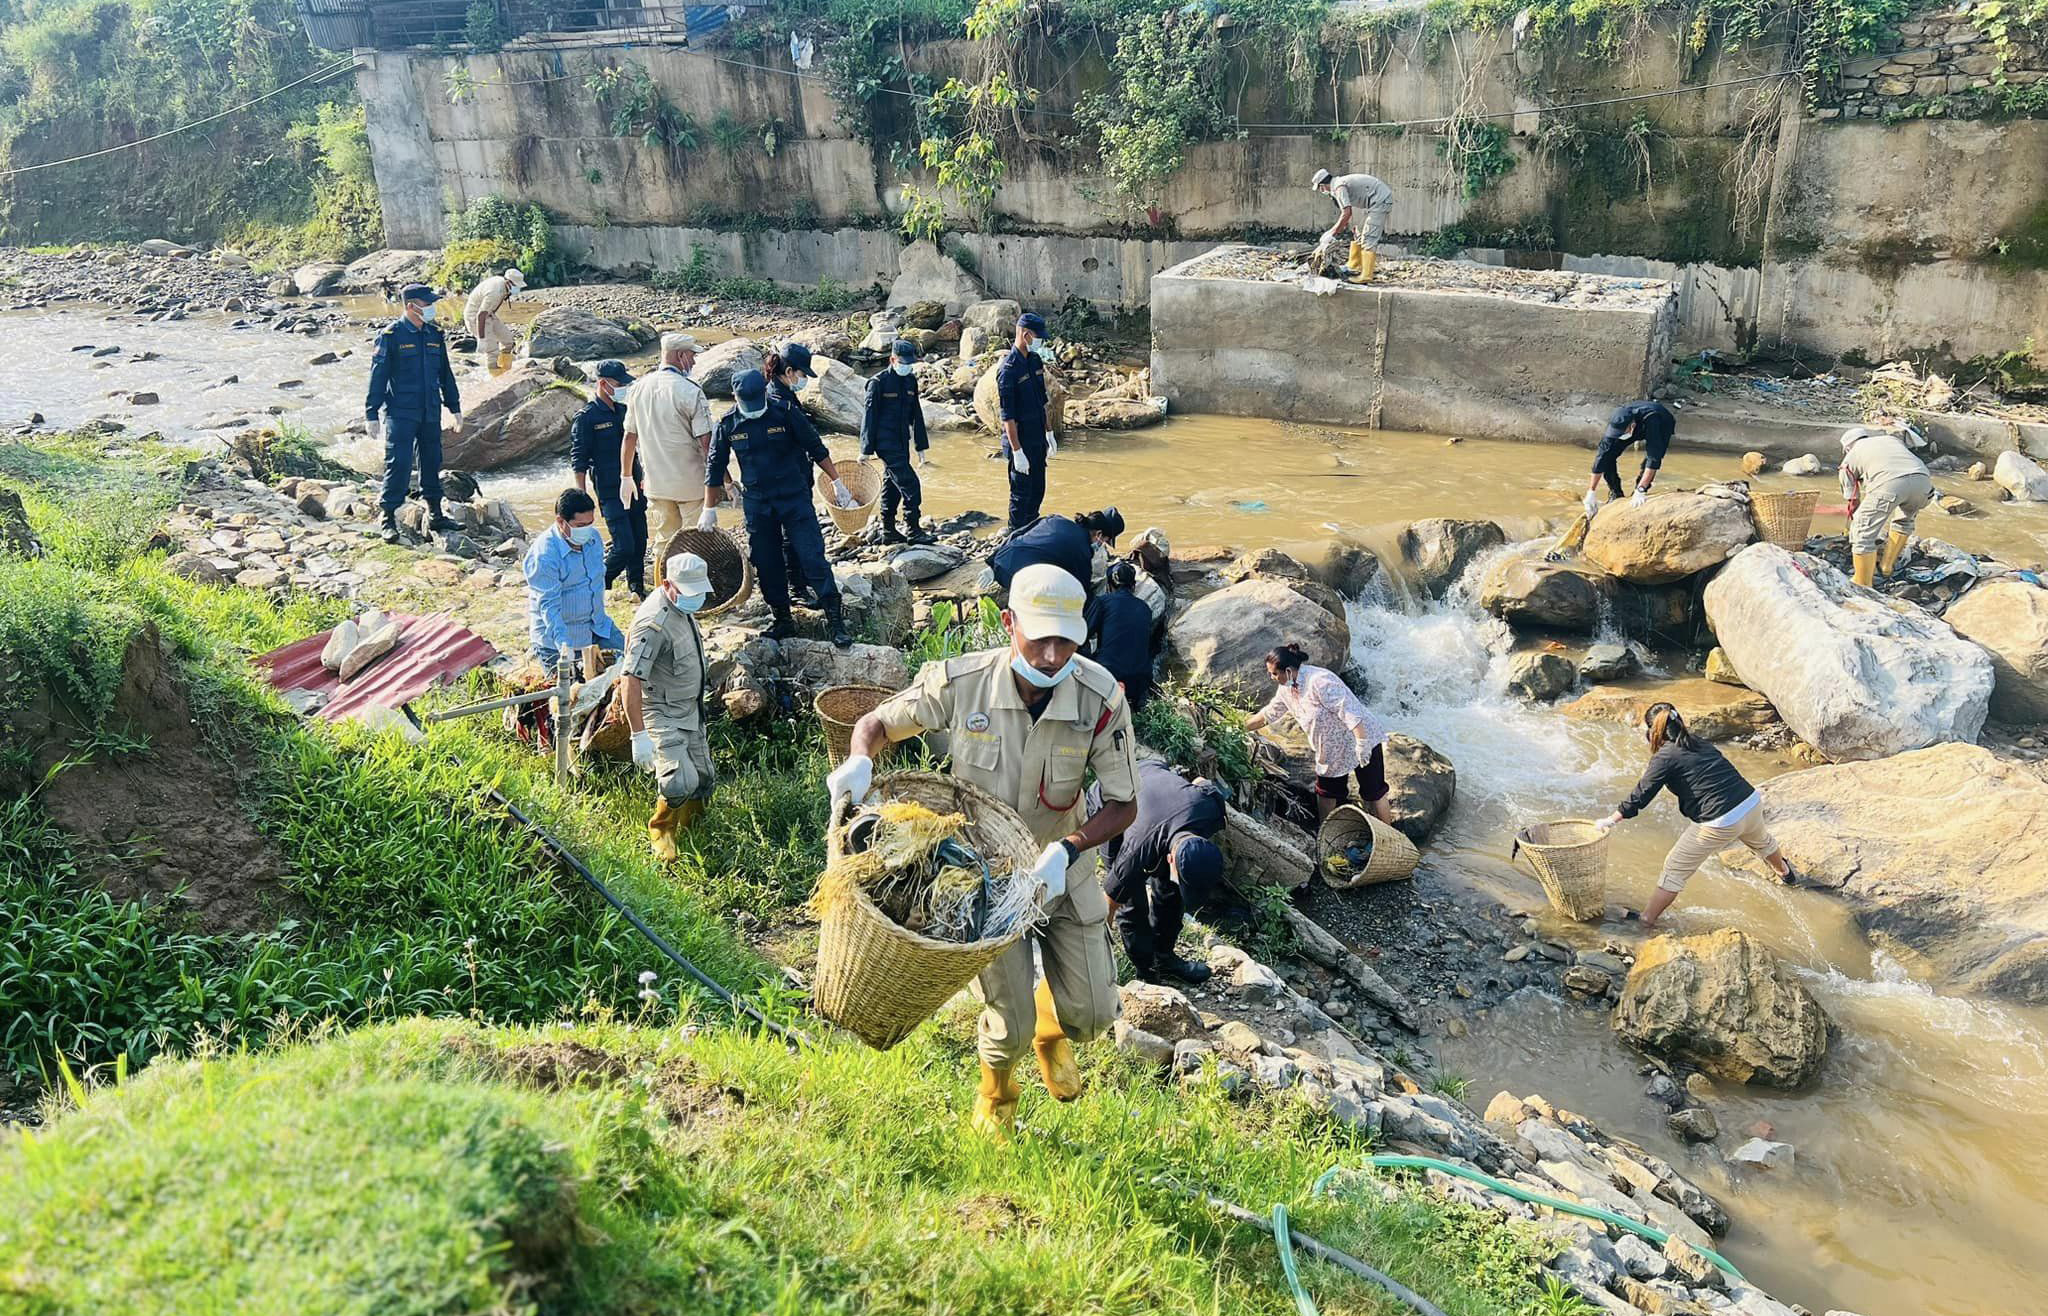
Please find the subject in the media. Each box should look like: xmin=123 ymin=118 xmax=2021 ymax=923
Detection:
xmin=1114 ymin=870 xmax=1185 ymax=973
xmin=379 ymin=413 xmax=443 ymax=511
xmin=877 ymin=450 xmax=921 ymax=525
xmin=745 ymin=494 xmax=840 ymax=615
xmin=779 ymin=515 xmax=808 ymax=598
xmin=1007 ymin=454 xmax=1045 ymax=530
xmin=1116 ymin=670 xmax=1152 ymax=715
xmin=599 ymin=495 xmax=649 ymax=594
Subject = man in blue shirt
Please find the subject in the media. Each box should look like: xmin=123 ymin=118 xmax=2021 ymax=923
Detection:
xmin=365 ymin=283 xmax=463 ymax=544
xmin=861 ymin=338 xmax=933 ymax=544
xmin=1084 ymin=560 xmax=1155 ymax=712
xmin=996 ymin=311 xmax=1055 ymax=531
xmin=570 ymin=360 xmax=648 ymax=598
xmin=701 ymin=369 xmax=859 ymax=648
xmin=1088 ymin=759 xmax=1225 ymax=985
xmin=522 ymin=488 xmax=626 ymax=672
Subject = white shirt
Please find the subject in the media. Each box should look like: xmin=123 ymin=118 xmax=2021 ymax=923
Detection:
xmin=1258 ymin=663 xmax=1387 ymax=777
xmin=626 ymin=366 xmax=714 ymax=499
xmin=1704 ymin=789 xmax=1762 ymax=829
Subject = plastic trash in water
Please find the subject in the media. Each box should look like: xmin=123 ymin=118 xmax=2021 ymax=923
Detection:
xmin=2017 ymin=569 xmax=2044 ymax=587
xmin=1232 ymin=499 xmax=1269 ymax=512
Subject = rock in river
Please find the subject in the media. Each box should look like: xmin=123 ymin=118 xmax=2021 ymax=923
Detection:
xmin=1613 ymin=930 xmax=1830 ymax=1089
xmin=1583 ymin=490 xmax=1755 ymax=584
xmin=972 ymin=357 xmax=1069 ymax=436
xmin=1169 ymin=577 xmax=1348 ymax=701
xmin=692 ymin=337 xmax=763 ymax=399
xmin=1506 ymin=650 xmax=1576 ymax=702
xmin=1703 ymin=543 xmax=1992 ymax=760
xmin=1383 ymin=733 xmax=1455 ymax=843
xmin=1758 ymin=742 xmax=2048 ymax=1002
xmin=799 ymin=357 xmax=868 ymax=435
xmin=1398 ymin=518 xmax=1505 ymax=598
xmin=444 ymin=358 xmax=584 ymax=470
xmin=522 ymin=306 xmax=642 ymax=359
xmin=1942 ymin=577 xmax=2048 ymax=723
xmin=1562 ymin=677 xmax=1776 ymax=743
xmin=1993 ymin=450 xmax=2048 ymax=502
xmin=1479 ymin=556 xmax=1606 ymax=633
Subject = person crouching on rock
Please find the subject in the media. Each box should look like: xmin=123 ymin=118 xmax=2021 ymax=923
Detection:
xmin=622 ymin=551 xmax=715 ymax=860
xmin=1089 ymin=759 xmax=1225 ymax=985
xmin=1597 ymin=703 xmax=1798 ymax=930
xmin=1244 ymin=642 xmax=1393 ymax=828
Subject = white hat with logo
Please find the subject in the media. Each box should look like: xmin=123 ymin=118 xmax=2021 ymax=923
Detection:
xmin=1008 ymin=563 xmax=1087 ymax=644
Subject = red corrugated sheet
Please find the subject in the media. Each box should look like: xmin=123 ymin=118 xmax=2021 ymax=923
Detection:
xmin=256 ymin=612 xmax=498 ymax=722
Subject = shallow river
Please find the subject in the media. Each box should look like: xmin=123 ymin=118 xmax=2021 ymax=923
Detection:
xmin=13 ymin=304 xmax=2048 ymax=1316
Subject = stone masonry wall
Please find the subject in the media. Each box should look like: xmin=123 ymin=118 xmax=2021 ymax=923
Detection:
xmin=1830 ymin=7 xmax=2047 ymax=119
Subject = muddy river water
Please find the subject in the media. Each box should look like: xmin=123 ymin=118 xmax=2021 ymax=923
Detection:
xmin=13 ymin=304 xmax=2048 ymax=1316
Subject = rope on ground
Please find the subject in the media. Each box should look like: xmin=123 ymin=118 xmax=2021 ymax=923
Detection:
xmin=0 ymin=56 xmax=363 ymax=179
xmin=489 ymin=788 xmax=814 ymax=1050
xmin=1314 ymin=1154 xmax=1748 ymax=1284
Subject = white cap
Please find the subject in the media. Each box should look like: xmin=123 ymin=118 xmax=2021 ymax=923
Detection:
xmin=504 ymin=268 xmax=526 ymax=287
xmin=666 ymin=552 xmax=712 ymax=596
xmin=661 ymin=332 xmax=702 ymax=353
xmin=1008 ymin=563 xmax=1087 ymax=643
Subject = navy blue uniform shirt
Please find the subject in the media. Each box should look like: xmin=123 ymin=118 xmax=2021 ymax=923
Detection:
xmin=995 ymin=347 xmax=1049 ymax=453
xmin=861 ymin=370 xmax=930 ymax=457
xmin=706 ymin=399 xmax=831 ymax=504
xmin=570 ymin=395 xmax=640 ymax=504
xmin=365 ymin=316 xmax=460 ymax=420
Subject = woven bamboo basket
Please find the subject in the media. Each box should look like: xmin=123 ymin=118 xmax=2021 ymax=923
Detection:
xmin=815 ymin=460 xmax=882 ymax=535
xmin=1317 ymin=804 xmax=1420 ymax=889
xmin=1510 ymin=819 xmax=1610 ymax=921
xmin=1750 ymin=490 xmax=1821 ymax=551
xmin=816 ymin=772 xmax=1040 ymax=1050
xmin=814 ymin=683 xmax=898 ymax=763
xmin=658 ymin=526 xmax=753 ymax=618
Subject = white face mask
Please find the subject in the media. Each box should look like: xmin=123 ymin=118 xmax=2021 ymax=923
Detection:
xmin=568 ymin=523 xmax=599 ymax=546
xmin=892 ymin=361 xmax=914 ymax=376
xmin=738 ymin=399 xmax=767 ymax=420
xmin=1010 ymin=653 xmax=1075 ymax=690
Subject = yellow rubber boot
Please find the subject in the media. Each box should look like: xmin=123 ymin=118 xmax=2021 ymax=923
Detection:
xmin=1354 ymin=249 xmax=1378 ymax=284
xmin=1852 ymin=550 xmax=1877 ymax=588
xmin=673 ymin=797 xmax=706 ymax=831
xmin=1879 ymin=528 xmax=1910 ymax=575
xmin=648 ymin=798 xmax=681 ymax=862
xmin=1345 ymin=240 xmax=1365 ymax=275
xmin=1032 ymin=979 xmax=1083 ymax=1101
xmin=970 ymin=1060 xmax=1021 ymax=1139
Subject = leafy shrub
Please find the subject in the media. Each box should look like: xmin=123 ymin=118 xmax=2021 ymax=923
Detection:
xmin=432 ymin=237 xmax=523 ymax=292
xmin=441 ymin=195 xmax=570 ymax=289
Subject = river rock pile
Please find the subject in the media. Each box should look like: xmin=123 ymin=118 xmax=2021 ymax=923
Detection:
xmin=0 ymin=244 xmax=295 ymax=319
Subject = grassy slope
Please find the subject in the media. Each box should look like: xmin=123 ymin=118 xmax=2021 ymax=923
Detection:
xmin=0 ymin=435 xmax=1577 ymax=1315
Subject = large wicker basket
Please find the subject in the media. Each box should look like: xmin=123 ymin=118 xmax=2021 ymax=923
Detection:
xmin=1317 ymin=804 xmax=1420 ymax=889
xmin=1510 ymin=819 xmax=1610 ymax=921
xmin=816 ymin=460 xmax=883 ymax=535
xmin=658 ymin=526 xmax=753 ymax=617
xmin=814 ymin=683 xmax=898 ymax=762
xmin=816 ymin=772 xmax=1040 ymax=1050
xmin=1750 ymin=490 xmax=1821 ymax=551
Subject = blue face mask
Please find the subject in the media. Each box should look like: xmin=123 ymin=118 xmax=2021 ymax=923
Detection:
xmin=1032 ymin=340 xmax=1053 ymax=362
xmin=671 ymin=589 xmax=707 ymax=614
xmin=738 ymin=399 xmax=767 ymax=420
xmin=417 ymin=303 xmax=436 ymax=323
xmin=893 ymin=361 xmax=914 ymax=376
xmin=1011 ymin=653 xmax=1075 ymax=690
xmin=569 ymin=524 xmax=600 ymax=547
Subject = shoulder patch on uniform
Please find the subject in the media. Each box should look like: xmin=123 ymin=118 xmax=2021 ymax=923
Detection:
xmin=1070 ymin=656 xmax=1121 ymax=699
xmin=944 ymin=649 xmax=1004 ymax=681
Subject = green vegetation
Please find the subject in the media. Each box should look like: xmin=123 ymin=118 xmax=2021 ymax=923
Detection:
xmin=906 ymin=595 xmax=1007 ymax=669
xmin=651 ymin=243 xmax=873 ymax=312
xmin=1074 ymin=7 xmax=1237 ymax=213
xmin=436 ymin=195 xmax=570 ymax=290
xmin=0 ymin=0 xmax=364 ymax=249
xmin=1135 ymin=680 xmax=1259 ymax=787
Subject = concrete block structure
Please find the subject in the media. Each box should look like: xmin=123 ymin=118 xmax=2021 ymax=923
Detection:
xmin=1150 ymin=246 xmax=1679 ymax=443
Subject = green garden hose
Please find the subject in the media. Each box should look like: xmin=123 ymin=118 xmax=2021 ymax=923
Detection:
xmin=1270 ymin=1204 xmax=1318 ymax=1316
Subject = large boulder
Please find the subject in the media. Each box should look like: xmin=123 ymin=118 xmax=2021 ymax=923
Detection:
xmin=1383 ymin=733 xmax=1455 ymax=842
xmin=693 ymin=337 xmax=763 ymax=399
xmin=1301 ymin=539 xmax=1382 ymax=598
xmin=1583 ymin=491 xmax=1755 ymax=584
xmin=292 ymin=262 xmax=345 ymax=296
xmin=1944 ymin=578 xmax=2048 ymax=722
xmin=1758 ymin=743 xmax=2048 ymax=1002
xmin=799 ymin=357 xmax=868 ymax=435
xmin=1613 ymin=930 xmax=1830 ymax=1089
xmin=336 ymin=248 xmax=439 ymax=295
xmin=962 ymin=298 xmax=1020 ymax=341
xmin=1479 ymin=557 xmax=1606 ymax=633
xmin=1561 ymin=678 xmax=1777 ymax=742
xmin=443 ymin=359 xmax=584 ymax=470
xmin=1702 ymin=543 xmax=1993 ymax=760
xmin=1221 ymin=805 xmax=1315 ymax=890
xmin=1068 ymin=394 xmax=1167 ymax=430
xmin=972 ymin=359 xmax=1069 ymax=436
xmin=886 ymin=239 xmax=985 ymax=316
xmin=1397 ymin=519 xmax=1505 ymax=598
xmin=786 ymin=324 xmax=854 ymax=362
xmin=522 ymin=307 xmax=641 ymax=359
xmin=1169 ymin=578 xmax=1348 ymax=701
xmin=835 ymin=560 xmax=914 ymax=645
xmin=1994 ymin=450 xmax=2048 ymax=502
xmin=1505 ymin=651 xmax=1577 ymax=701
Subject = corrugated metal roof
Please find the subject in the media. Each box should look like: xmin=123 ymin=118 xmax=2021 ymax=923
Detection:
xmin=257 ymin=612 xmax=498 ymax=723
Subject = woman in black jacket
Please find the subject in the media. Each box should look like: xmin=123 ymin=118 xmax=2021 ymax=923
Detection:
xmin=1599 ymin=703 xmax=1797 ymax=929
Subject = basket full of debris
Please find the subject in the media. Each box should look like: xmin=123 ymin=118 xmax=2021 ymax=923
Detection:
xmin=1316 ymin=803 xmax=1419 ymax=889
xmin=813 ymin=773 xmax=1045 ymax=1050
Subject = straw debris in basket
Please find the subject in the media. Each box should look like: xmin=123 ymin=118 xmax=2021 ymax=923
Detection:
xmin=812 ymin=800 xmax=1039 ymax=944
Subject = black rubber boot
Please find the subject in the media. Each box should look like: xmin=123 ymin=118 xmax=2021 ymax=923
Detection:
xmin=826 ymin=605 xmax=853 ymax=650
xmin=879 ymin=515 xmax=906 ymax=545
xmin=767 ymin=609 xmax=796 ymax=641
xmin=427 ymin=499 xmax=461 ymax=532
xmin=906 ymin=516 xmax=936 ymax=544
xmin=379 ymin=508 xmax=401 ymax=543
xmin=1161 ymin=954 xmax=1213 ymax=985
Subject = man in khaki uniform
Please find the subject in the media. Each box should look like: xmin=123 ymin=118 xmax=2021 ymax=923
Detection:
xmin=462 ymin=267 xmax=524 ymax=370
xmin=622 ymin=551 xmax=715 ymax=859
xmin=1824 ymin=417 xmax=1935 ymax=588
xmin=831 ymin=563 xmax=1140 ymax=1137
xmin=621 ymin=333 xmax=713 ymax=582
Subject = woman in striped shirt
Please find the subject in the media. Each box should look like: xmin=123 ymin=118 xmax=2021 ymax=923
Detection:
xmin=1244 ymin=642 xmax=1393 ymax=827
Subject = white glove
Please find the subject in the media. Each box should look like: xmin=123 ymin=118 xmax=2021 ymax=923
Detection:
xmin=1596 ymin=813 xmax=1620 ymax=833
xmin=1010 ymin=447 xmax=1030 ymax=475
xmin=696 ymin=506 xmax=718 ymax=532
xmin=832 ymin=479 xmax=855 ymax=510
xmin=1044 ymin=430 xmax=1058 ymax=458
xmin=827 ymin=754 xmax=873 ymax=815
xmin=917 ymin=450 xmax=930 ymax=469
xmin=1631 ymin=488 xmax=1648 ymax=509
xmin=619 ymin=475 xmax=638 ymax=505
xmin=631 ymin=730 xmax=655 ymax=772
xmin=447 ymin=412 xmax=463 ymax=436
xmin=1582 ymin=490 xmax=1600 ymax=520
xmin=1030 ymin=841 xmax=1070 ymax=902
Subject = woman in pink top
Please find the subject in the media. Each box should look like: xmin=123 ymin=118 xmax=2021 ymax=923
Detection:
xmin=1244 ymin=642 xmax=1393 ymax=826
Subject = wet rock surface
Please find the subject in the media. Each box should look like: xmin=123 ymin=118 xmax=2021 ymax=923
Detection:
xmin=1583 ymin=490 xmax=1756 ymax=584
xmin=1613 ymin=930 xmax=1830 ymax=1088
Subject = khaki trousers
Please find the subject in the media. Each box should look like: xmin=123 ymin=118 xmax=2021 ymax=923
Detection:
xmin=972 ymin=895 xmax=1120 ymax=1071
xmin=1849 ymin=472 xmax=1935 ymax=554
xmin=469 ymin=312 xmax=517 ymax=363
xmin=1660 ymin=805 xmax=1779 ymax=893
xmin=650 ymin=721 xmax=714 ymax=804
xmin=645 ymin=496 xmax=705 ymax=580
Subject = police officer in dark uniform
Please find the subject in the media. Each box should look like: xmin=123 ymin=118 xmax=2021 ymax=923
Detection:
xmin=997 ymin=311 xmax=1055 ymax=531
xmin=863 ymin=338 xmax=934 ymax=544
xmin=570 ymin=359 xmax=648 ymax=597
xmin=1085 ymin=560 xmax=1155 ymax=712
xmin=701 ymin=369 xmax=858 ymax=648
xmin=1087 ymin=759 xmax=1226 ymax=985
xmin=365 ymin=283 xmax=463 ymax=544
xmin=766 ymin=341 xmax=823 ymax=603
